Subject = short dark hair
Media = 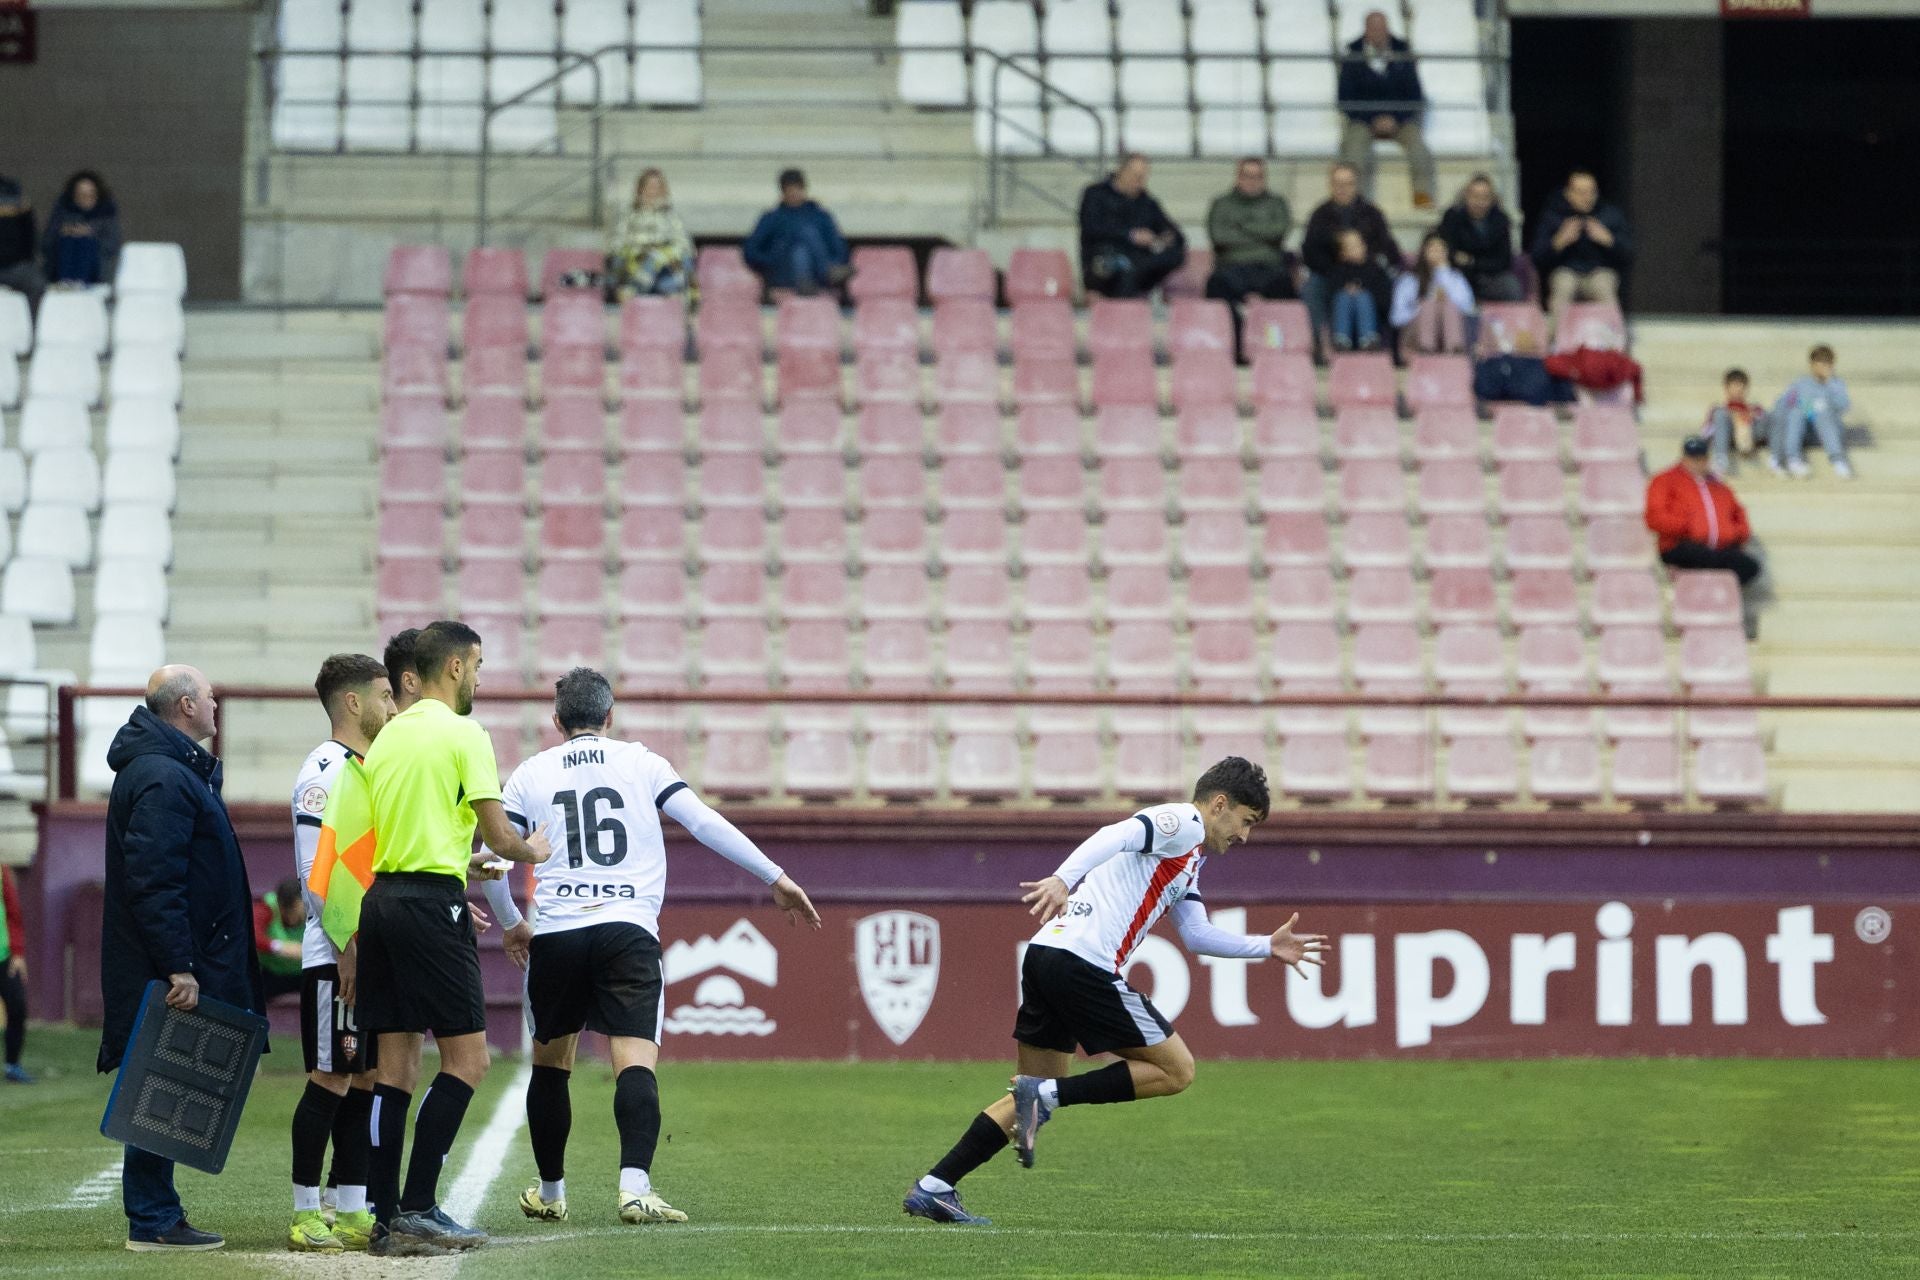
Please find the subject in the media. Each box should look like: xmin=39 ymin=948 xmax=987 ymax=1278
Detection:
xmin=1194 ymin=756 xmax=1271 ymax=821
xmin=383 ymin=629 xmax=420 ymax=692
xmin=315 ymin=652 xmax=388 ymax=714
xmin=553 ymin=666 xmax=615 ymax=733
xmin=1723 ymin=368 xmax=1749 ymax=385
xmin=1809 ymin=344 xmax=1835 ymax=363
xmin=274 ymin=877 xmax=302 ymax=906
xmin=778 ymin=167 xmax=806 ymax=190
xmin=414 ymin=620 xmax=483 ymax=681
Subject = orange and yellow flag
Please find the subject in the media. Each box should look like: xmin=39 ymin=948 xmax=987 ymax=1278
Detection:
xmin=307 ymin=755 xmax=376 ymax=951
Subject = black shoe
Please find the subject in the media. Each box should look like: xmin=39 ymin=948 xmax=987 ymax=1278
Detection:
xmin=126 ymin=1220 xmax=224 ymax=1252
xmin=390 ymin=1206 xmax=488 ymax=1251
xmin=368 ymin=1221 xmax=450 ymax=1258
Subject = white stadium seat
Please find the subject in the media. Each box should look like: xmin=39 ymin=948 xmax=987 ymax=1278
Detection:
xmin=1115 ymin=0 xmax=1185 ymax=55
xmin=1418 ymin=61 xmax=1493 ymax=155
xmin=969 ymin=0 xmax=1039 ymax=106
xmin=4 ymin=668 xmax=78 ymax=741
xmin=343 ymin=0 xmax=416 ymax=150
xmin=634 ymin=0 xmax=702 ymax=106
xmin=1120 ymin=54 xmax=1191 ymax=155
xmin=1270 ymin=57 xmax=1343 ymax=153
xmin=1 ymin=557 xmax=77 ymax=624
xmin=417 ymin=0 xmax=488 ymax=152
xmin=0 ymin=510 xmax=9 ymax=560
xmin=108 ymin=345 xmax=183 ymax=404
xmin=112 ymin=295 xmax=186 ymax=355
xmin=1045 ymin=56 xmax=1118 ymax=157
xmin=113 ymin=243 xmax=189 ymax=301
xmin=35 ymin=293 xmax=109 ymax=356
xmin=1413 ymin=0 xmax=1482 ymax=54
xmin=0 ymin=727 xmax=45 ymax=797
xmin=488 ymin=2 xmax=559 ymax=151
xmin=1191 ymin=0 xmax=1265 ymax=155
xmin=0 ymin=448 xmax=24 ymax=512
xmin=17 ymin=503 xmax=93 ymax=568
xmin=0 ymin=616 xmax=36 ymax=674
xmin=561 ymin=0 xmax=632 ymax=106
xmin=0 ymin=289 xmax=30 ymax=357
xmin=1043 ymin=0 xmax=1113 ymax=58
xmin=0 ymin=353 xmax=16 ymax=408
xmin=106 ymin=398 xmax=181 ymax=456
xmin=28 ymin=447 xmax=102 ymax=510
xmin=91 ymin=613 xmax=166 ymax=678
xmin=1262 ymin=0 xmax=1335 ymax=55
xmin=17 ymin=397 xmax=91 ymax=454
xmin=102 ymin=450 xmax=176 ymax=510
xmin=98 ymin=504 xmax=174 ymax=567
xmin=93 ymin=558 xmax=171 ymax=622
xmin=897 ymin=2 xmax=968 ymax=108
xmin=274 ymin=0 xmax=344 ymax=150
xmin=25 ymin=344 xmax=100 ymax=405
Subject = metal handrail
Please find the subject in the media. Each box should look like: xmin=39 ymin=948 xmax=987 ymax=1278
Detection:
xmin=477 ymin=49 xmax=604 ymax=242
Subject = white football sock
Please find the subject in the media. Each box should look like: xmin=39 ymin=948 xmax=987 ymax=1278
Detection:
xmin=918 ymin=1175 xmax=954 ymax=1194
xmin=336 ymin=1185 xmax=367 ymax=1214
xmin=540 ymin=1179 xmax=566 ymax=1203
xmin=619 ymin=1167 xmax=652 ymax=1197
xmin=294 ymin=1184 xmax=322 ymax=1212
xmin=1038 ymin=1080 xmax=1060 ymax=1108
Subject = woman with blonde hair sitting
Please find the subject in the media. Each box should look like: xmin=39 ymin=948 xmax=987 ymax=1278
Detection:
xmin=608 ymin=167 xmax=696 ymax=300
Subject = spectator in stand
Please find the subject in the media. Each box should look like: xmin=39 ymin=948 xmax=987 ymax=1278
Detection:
xmin=1391 ymin=232 xmax=1477 ymax=356
xmin=1438 ymin=173 xmax=1523 ymax=302
xmin=1530 ymin=169 xmax=1631 ymax=328
xmin=1704 ymin=367 xmax=1773 ymax=476
xmin=1472 ymin=329 xmax=1573 ymax=407
xmin=1336 ymin=10 xmax=1435 ymax=210
xmin=1204 ymin=157 xmax=1294 ymax=363
xmin=0 ymin=172 xmax=46 ymax=311
xmin=1300 ymin=163 xmax=1401 ymax=357
xmin=1079 ymin=152 xmax=1186 ymax=300
xmin=1771 ymin=344 xmax=1855 ymax=480
xmin=254 ymin=877 xmax=307 ymax=1002
xmin=1325 ymin=229 xmax=1392 ymax=352
xmin=41 ymin=170 xmax=122 ymax=289
xmin=1646 ymin=436 xmax=1764 ymax=627
xmin=742 ymin=168 xmax=851 ymax=296
xmin=607 ymin=167 xmax=696 ymax=302
xmin=1 ymin=864 xmax=30 ymax=1083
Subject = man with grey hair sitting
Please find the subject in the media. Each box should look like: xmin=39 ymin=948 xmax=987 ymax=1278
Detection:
xmin=99 ymin=665 xmax=264 ymax=1252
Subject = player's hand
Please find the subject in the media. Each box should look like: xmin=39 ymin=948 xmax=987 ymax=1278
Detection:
xmin=520 ymin=824 xmax=553 ymax=866
xmin=1020 ymin=875 xmax=1071 ymax=922
xmin=771 ymin=875 xmax=821 ymax=929
xmin=471 ymin=901 xmax=493 ymax=935
xmin=7 ymin=953 xmax=27 ymax=980
xmin=337 ymin=937 xmax=357 ymax=1007
xmin=165 ymin=971 xmax=199 ymax=1011
xmin=1268 ymin=913 xmax=1331 ymax=977
xmin=503 ymin=921 xmax=534 ymax=971
xmin=1584 ymin=218 xmax=1614 ymax=247
xmin=469 ymin=852 xmax=507 ymax=880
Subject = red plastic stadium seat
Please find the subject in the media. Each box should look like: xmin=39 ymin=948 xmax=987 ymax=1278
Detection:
xmin=866 ymin=725 xmax=939 ymax=799
xmin=1496 ymin=462 xmax=1566 ymax=517
xmin=1020 ymin=563 xmax=1092 ymax=622
xmin=1168 ymin=298 xmax=1233 ymax=355
xmin=1431 ymin=624 xmax=1503 ymax=685
xmin=381 ymin=447 xmax=446 ymax=504
xmin=1476 ymin=302 xmax=1548 ymax=358
xmin=1364 ymin=734 xmax=1433 ymax=803
xmin=697 ymin=507 xmax=770 ymax=561
xmin=540 ymin=249 xmax=605 ymax=298
xmin=1596 ymin=626 xmax=1669 ymax=686
xmin=782 ymin=714 xmax=858 ymax=796
xmin=1423 ymin=514 xmax=1493 ymax=572
xmin=535 ymin=615 xmax=607 ymax=676
xmin=618 ymin=503 xmax=684 ymax=562
xmin=1583 ymin=517 xmax=1655 ymax=573
xmin=620 ymin=295 xmax=688 ymax=353
xmin=777 ymin=346 xmax=842 ymax=406
xmin=699 ymin=451 xmax=768 ymax=510
xmin=1411 ymin=407 xmax=1481 ymax=464
xmin=939 ymin=509 xmax=1010 ymax=565
xmin=542 ymin=291 xmax=607 ymax=350
xmin=1251 ymin=350 xmax=1316 ymax=409
xmin=1327 ymin=353 xmax=1395 ymax=411
xmin=1016 ymin=404 xmax=1082 ymax=456
xmin=1026 ymin=620 xmax=1098 ymax=693
xmin=1415 ymin=460 xmax=1485 ymax=517
xmin=1101 ymin=565 xmax=1174 ymax=623
xmin=935 ymin=348 xmax=1001 ymax=405
xmin=1004 ymin=248 xmax=1074 ymax=305
xmin=457 ymin=559 xmax=524 ymax=613
xmin=378 ymin=502 xmax=443 ymax=557
xmin=1091 ymin=352 xmax=1158 ymax=410
xmin=1083 ymin=509 xmax=1155 ymax=567
xmin=926 ymin=248 xmax=996 ymax=304
xmin=1589 ymin=570 xmax=1663 ymax=628
xmin=783 ymin=619 xmax=853 ymax=692
xmin=385 ymin=245 xmax=452 ymax=297
xmin=541 ymin=393 xmax=606 ymax=452
xmin=860 ymin=506 xmax=932 ymax=564
xmin=1257 ymin=565 xmax=1332 ymax=625
xmin=698 ymin=346 xmax=764 ymax=407
xmin=1555 ymin=302 xmax=1626 ymax=353
xmin=1515 ymin=626 xmax=1586 ymax=685
xmin=1340 ymin=513 xmax=1412 ymax=571
xmin=617 ymin=450 xmax=687 ymax=510
xmin=615 ymin=619 xmax=694 ymax=690
xmin=384 ymin=344 xmax=448 ymax=399
xmin=1253 ymin=404 xmax=1321 ymax=458
xmin=1490 ymin=405 xmax=1560 ymax=463
xmin=1507 ymin=568 xmax=1580 ymax=628
xmin=619 ymin=346 xmax=684 ymax=403
xmin=1107 ymin=620 xmax=1179 ymax=694
xmin=1267 ymin=622 xmax=1339 ymax=683
xmin=1670 ymin=570 xmax=1742 ymax=630
xmin=541 ymin=450 xmax=608 ymax=507
xmin=1112 ymin=711 xmax=1185 ymax=798
xmin=695 ymin=246 xmax=761 ymax=303
xmin=1189 ymin=621 xmax=1260 ymax=695
xmin=1178 ymin=458 xmax=1247 ymax=513
xmin=1012 ymin=455 xmax=1081 ymax=512
xmin=458 ymin=505 xmax=526 ymax=560
xmin=541 ymin=345 xmax=607 ymax=400
xmin=1242 ymin=300 xmax=1313 ymax=358
xmin=1694 ymin=737 xmax=1767 ymax=806
xmin=699 ymin=716 xmax=777 ymax=797
xmin=540 ymin=504 xmax=607 ymax=561
xmin=1161 ymin=250 xmax=1213 ymax=303
xmin=1603 ymin=680 xmax=1676 ymax=740
xmin=697 ymin=562 xmax=767 ymax=621
xmin=948 ymin=726 xmax=1022 ymax=800
xmin=937 ymin=455 xmax=1007 ymax=511
xmin=781 ymin=561 xmax=853 ymax=619
xmin=1011 ymin=300 xmax=1076 ymax=361
xmin=864 ymin=619 xmax=936 ymax=691
xmin=945 ymin=619 xmax=1015 ymax=691
xmin=696 ymin=299 xmax=764 ymax=356
xmin=1185 ymin=563 xmax=1255 ymax=622
xmin=1405 ymin=355 xmax=1472 ymax=411
xmin=1261 ymin=511 xmax=1333 ymax=565
xmin=536 ymin=559 xmax=606 ymax=616
xmin=383 ymin=395 xmax=449 ymax=449
xmin=1338 ymin=459 xmax=1406 ymax=515
xmin=464 ymin=247 xmax=528 ymax=299
xmin=385 ymin=294 xmax=451 ymax=354
xmin=1089 ymin=298 xmax=1153 ymax=357
xmin=856 ymin=403 xmax=925 ymax=456
xmin=1611 ymin=736 xmax=1681 ymax=805
xmin=776 ymin=508 xmax=848 ymax=565
xmin=1012 ymin=354 xmax=1078 ymax=409
xmin=859 ymin=454 xmax=928 ymax=510
xmin=1093 ymin=404 xmax=1163 ymax=456
xmin=1521 ymin=679 xmax=1594 ymax=742
xmin=1170 ymin=351 xmax=1238 ymax=413
xmin=1679 ymin=626 xmax=1751 ymax=690
xmin=1333 ymin=406 xmax=1402 ymax=461
xmin=777 ymin=295 xmax=842 ymax=353
xmin=1351 ymin=622 xmax=1423 ymax=682
xmin=848 ymin=246 xmax=919 ymax=303
xmin=780 ymin=401 xmax=846 ymax=454
xmin=617 ymin=561 xmax=688 ymax=618
xmin=376 ymin=554 xmax=443 ymax=614
xmin=1280 ymin=734 xmax=1353 ymax=802
xmin=1195 ymin=717 xmax=1268 ymax=776
xmin=1181 ymin=511 xmax=1253 ymax=567
xmin=852 ymin=297 xmax=920 ymax=355
xmin=699 ymin=618 xmax=772 ymax=692
xmin=943 ymin=561 xmax=1013 ymax=618
xmin=1571 ymin=405 xmax=1639 ymax=464
xmin=1028 ymin=724 xmax=1105 ymax=800
xmin=619 ymin=401 xmax=684 ymax=452
xmin=1503 ymin=515 xmax=1576 ymax=572
xmin=1530 ymin=736 xmax=1601 ymax=804
xmin=778 ymin=453 xmax=847 ymax=511
xmin=1436 ymin=678 xmax=1510 ymax=740
xmin=1446 ymin=735 xmax=1518 ymax=803
xmin=931 ymin=299 xmax=998 ymax=361
xmin=1578 ymin=462 xmax=1645 ymax=518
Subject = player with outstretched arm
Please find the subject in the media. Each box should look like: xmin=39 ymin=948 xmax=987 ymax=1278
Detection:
xmin=903 ymin=757 xmax=1328 ymax=1225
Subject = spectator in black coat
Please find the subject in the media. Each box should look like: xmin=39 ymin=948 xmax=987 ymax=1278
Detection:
xmin=1078 ymin=152 xmax=1186 ymax=299
xmin=1336 ymin=10 xmax=1435 ymax=209
xmin=1299 ymin=163 xmax=1401 ymax=356
xmin=1438 ymin=173 xmax=1524 ymax=302
xmin=0 ymin=172 xmax=45 ymax=311
xmin=41 ymin=170 xmax=123 ymax=288
xmin=1530 ymin=169 xmax=1633 ymax=330
xmin=100 ymin=666 xmax=261 ymax=1253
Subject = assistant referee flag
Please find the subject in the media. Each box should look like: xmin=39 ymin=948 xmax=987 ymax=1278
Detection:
xmin=307 ymin=755 xmax=375 ymax=951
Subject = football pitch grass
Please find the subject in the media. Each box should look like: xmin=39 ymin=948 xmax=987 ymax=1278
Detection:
xmin=2 ymin=1028 xmax=1915 ymax=1278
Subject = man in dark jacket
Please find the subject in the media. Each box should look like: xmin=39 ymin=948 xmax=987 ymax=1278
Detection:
xmin=1078 ymin=152 xmax=1186 ymax=299
xmin=741 ymin=168 xmax=850 ymax=296
xmin=1530 ymin=169 xmax=1633 ymax=327
xmin=1299 ymin=163 xmax=1400 ymax=356
xmin=101 ymin=665 xmax=262 ymax=1253
xmin=0 ymin=172 xmax=46 ymax=311
xmin=1438 ymin=173 xmax=1523 ymax=302
xmin=1336 ymin=10 xmax=1435 ymax=209
xmin=1205 ymin=157 xmax=1293 ymax=362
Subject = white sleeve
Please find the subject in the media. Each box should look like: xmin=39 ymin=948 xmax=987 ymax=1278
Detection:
xmin=1171 ymin=898 xmax=1272 ymax=960
xmin=1050 ymin=817 xmax=1148 ymax=890
xmin=480 ymin=875 xmax=524 ymax=930
xmin=661 ymin=787 xmax=784 ymax=886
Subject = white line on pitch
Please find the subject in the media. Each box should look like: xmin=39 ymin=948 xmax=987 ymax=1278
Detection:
xmin=57 ymin=1156 xmax=124 ymax=1210
xmin=442 ymin=1061 xmax=532 ymax=1226
xmin=490 ymin=1224 xmax=1920 ymax=1246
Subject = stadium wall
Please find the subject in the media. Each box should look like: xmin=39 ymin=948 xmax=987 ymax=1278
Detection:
xmin=30 ymin=806 xmax=1920 ymax=1061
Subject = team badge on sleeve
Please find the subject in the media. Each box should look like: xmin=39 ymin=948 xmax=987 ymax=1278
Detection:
xmin=1154 ymin=810 xmax=1181 ymax=836
xmin=300 ymin=785 xmax=328 ymax=815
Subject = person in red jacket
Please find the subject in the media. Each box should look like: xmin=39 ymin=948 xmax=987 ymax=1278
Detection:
xmin=1645 ymin=435 xmax=1763 ymax=587
xmin=1 ymin=865 xmax=31 ymax=1083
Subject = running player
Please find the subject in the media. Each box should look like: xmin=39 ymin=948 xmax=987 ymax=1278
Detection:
xmin=286 ymin=654 xmax=396 ymax=1253
xmin=503 ymin=668 xmax=821 ymax=1226
xmin=903 ymin=757 xmax=1328 ymax=1225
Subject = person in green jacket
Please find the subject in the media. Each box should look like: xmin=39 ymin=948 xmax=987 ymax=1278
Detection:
xmin=1203 ymin=158 xmax=1295 ymax=363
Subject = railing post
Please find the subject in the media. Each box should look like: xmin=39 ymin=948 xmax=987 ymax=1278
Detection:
xmin=56 ymin=684 xmax=76 ymax=802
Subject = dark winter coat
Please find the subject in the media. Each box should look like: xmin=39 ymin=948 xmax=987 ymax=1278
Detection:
xmin=1337 ymin=36 xmax=1425 ymax=125
xmin=1078 ymin=178 xmax=1185 ymax=278
xmin=1300 ymin=198 xmax=1401 ymax=278
xmin=41 ymin=191 xmax=122 ymax=285
xmin=740 ymin=200 xmax=848 ymax=289
xmin=98 ymin=707 xmax=263 ymax=1073
xmin=1529 ymin=191 xmax=1633 ymax=278
xmin=1437 ymin=202 xmax=1516 ymax=279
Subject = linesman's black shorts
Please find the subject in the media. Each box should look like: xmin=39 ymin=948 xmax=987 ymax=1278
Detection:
xmin=527 ymin=922 xmax=664 ymax=1045
xmin=1011 ymin=943 xmax=1173 ymax=1057
xmin=300 ymin=963 xmax=378 ymax=1075
xmin=356 ymin=872 xmax=487 ymax=1039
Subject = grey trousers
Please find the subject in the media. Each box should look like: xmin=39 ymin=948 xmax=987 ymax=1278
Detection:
xmin=1339 ymin=117 xmax=1436 ymax=202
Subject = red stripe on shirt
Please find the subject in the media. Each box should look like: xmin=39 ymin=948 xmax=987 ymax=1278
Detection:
xmin=1113 ymin=848 xmax=1195 ymax=972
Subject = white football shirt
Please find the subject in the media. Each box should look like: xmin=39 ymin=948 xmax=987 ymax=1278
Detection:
xmin=290 ymin=739 xmax=356 ymax=970
xmin=1030 ymin=802 xmax=1208 ymax=973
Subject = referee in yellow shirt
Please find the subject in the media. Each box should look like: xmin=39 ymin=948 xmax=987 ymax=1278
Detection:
xmin=356 ymin=621 xmax=549 ymax=1256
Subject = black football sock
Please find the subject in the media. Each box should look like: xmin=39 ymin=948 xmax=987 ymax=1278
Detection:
xmin=291 ymin=1081 xmax=343 ymax=1190
xmin=1055 ymin=1061 xmax=1136 ymax=1107
xmin=369 ymin=1084 xmax=411 ymax=1227
xmin=614 ymin=1066 xmax=662 ymax=1175
xmin=928 ymin=1111 xmax=1009 ymax=1187
xmin=400 ymin=1073 xmax=475 ymax=1213
xmin=330 ymin=1086 xmax=375 ymax=1198
xmin=526 ymin=1064 xmax=573 ymax=1183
